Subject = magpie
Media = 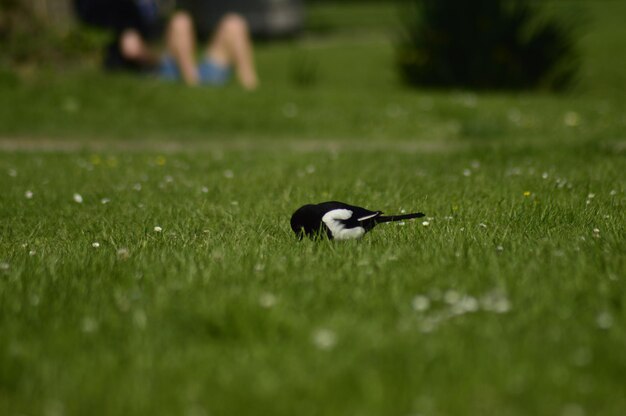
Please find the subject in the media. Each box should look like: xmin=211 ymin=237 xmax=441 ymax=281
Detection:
xmin=290 ymin=201 xmax=425 ymax=240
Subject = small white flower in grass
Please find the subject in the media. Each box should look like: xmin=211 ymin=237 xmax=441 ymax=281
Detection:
xmin=117 ymin=248 xmax=129 ymax=260
xmin=133 ymin=183 xmax=142 ymax=191
xmin=386 ymin=103 xmax=407 ymax=118
xmin=422 ymin=221 xmax=430 ymax=227
xmin=30 ymin=294 xmax=40 ymax=306
xmin=561 ymin=404 xmax=586 ymax=416
xmin=154 ymin=226 xmax=162 ymax=232
xmin=101 ymin=198 xmax=110 ymax=204
xmin=412 ymin=295 xmax=430 ymax=312
xmin=44 ymin=400 xmax=65 ymax=416
xmin=587 ymin=193 xmax=595 ymax=199
xmin=81 ymin=317 xmax=98 ymax=333
xmin=493 ymin=298 xmax=511 ymax=313
xmin=507 ymin=167 xmax=522 ymax=176
xmin=223 ymin=170 xmax=234 ymax=179
xmin=507 ymin=108 xmax=522 ymax=125
xmin=24 ymin=190 xmax=33 ymax=199
xmin=596 ymin=312 xmax=613 ymax=329
xmin=496 ymin=245 xmax=504 ymax=252
xmin=186 ymin=404 xmax=208 ymax=416
xmin=73 ymin=193 xmax=83 ymax=203
xmin=479 ymin=223 xmax=487 ymax=229
xmin=461 ymin=93 xmax=477 ymax=108
xmin=444 ymin=290 xmax=460 ymax=305
xmin=62 ymin=96 xmax=80 ymax=113
xmin=457 ymin=296 xmax=479 ymax=313
xmin=357 ymin=259 xmax=370 ymax=267
xmin=29 ymin=250 xmax=36 ymax=256
xmin=133 ymin=309 xmax=147 ymax=329
xmin=8 ymin=169 xmax=17 ymax=177
xmin=92 ymin=242 xmax=100 ymax=248
xmin=542 ymin=172 xmax=549 ymax=179
xmin=481 ymin=290 xmax=511 ymax=313
xmin=0 ymin=262 xmax=9 ymax=271
xmin=463 ymin=169 xmax=472 ymax=177
xmin=397 ymin=221 xmax=406 ymax=226
xmin=259 ymin=292 xmax=277 ymax=309
xmin=609 ymin=189 xmax=617 ymax=196
xmin=312 ymin=328 xmax=337 ymax=351
xmin=419 ymin=316 xmax=441 ymax=333
xmin=564 ymin=111 xmax=581 ymax=127
xmin=201 ymin=186 xmax=209 ymax=193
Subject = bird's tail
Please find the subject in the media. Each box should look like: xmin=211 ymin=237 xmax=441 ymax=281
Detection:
xmin=375 ymin=212 xmax=425 ymax=224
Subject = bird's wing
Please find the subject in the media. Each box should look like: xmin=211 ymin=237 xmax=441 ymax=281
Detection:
xmin=321 ymin=209 xmax=367 ymax=240
xmin=316 ymin=202 xmax=380 ymax=226
xmin=357 ymin=212 xmax=382 ymax=222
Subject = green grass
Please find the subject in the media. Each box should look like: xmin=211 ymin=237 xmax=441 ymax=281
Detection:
xmin=1 ymin=144 xmax=624 ymax=416
xmin=1 ymin=1 xmax=625 ymax=415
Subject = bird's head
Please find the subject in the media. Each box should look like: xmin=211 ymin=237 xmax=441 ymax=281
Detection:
xmin=290 ymin=204 xmax=327 ymax=240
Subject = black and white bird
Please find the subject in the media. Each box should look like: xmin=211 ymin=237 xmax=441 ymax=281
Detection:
xmin=290 ymin=201 xmax=425 ymax=240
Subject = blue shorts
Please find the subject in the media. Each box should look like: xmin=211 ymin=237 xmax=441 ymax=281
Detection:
xmin=157 ymin=55 xmax=231 ymax=86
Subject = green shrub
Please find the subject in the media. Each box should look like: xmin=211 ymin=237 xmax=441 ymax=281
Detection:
xmin=397 ymin=0 xmax=580 ymax=90
xmin=0 ymin=0 xmax=108 ymax=67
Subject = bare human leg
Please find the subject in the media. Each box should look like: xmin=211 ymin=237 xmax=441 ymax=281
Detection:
xmin=206 ymin=13 xmax=259 ymax=90
xmin=166 ymin=11 xmax=200 ymax=86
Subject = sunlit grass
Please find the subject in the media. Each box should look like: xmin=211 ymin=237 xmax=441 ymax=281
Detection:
xmin=1 ymin=1 xmax=625 ymax=415
xmin=1 ymin=144 xmax=624 ymax=415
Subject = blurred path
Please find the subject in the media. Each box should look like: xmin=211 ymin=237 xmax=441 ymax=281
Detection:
xmin=0 ymin=138 xmax=472 ymax=153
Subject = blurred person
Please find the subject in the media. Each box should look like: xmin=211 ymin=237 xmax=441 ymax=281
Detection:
xmin=74 ymin=0 xmax=258 ymax=89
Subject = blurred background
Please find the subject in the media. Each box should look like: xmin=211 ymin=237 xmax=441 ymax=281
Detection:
xmin=0 ymin=0 xmax=583 ymax=90
xmin=0 ymin=0 xmax=624 ymax=143
xmin=2 ymin=0 xmax=306 ymax=37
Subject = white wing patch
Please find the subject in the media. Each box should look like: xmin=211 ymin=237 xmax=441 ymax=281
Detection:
xmin=357 ymin=212 xmax=379 ymax=221
xmin=322 ymin=209 xmax=366 ymax=240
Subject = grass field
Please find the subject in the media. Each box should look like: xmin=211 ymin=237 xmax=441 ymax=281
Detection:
xmin=1 ymin=1 xmax=625 ymax=415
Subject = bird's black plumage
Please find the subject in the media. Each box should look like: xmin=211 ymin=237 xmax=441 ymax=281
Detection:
xmin=290 ymin=201 xmax=425 ymax=240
